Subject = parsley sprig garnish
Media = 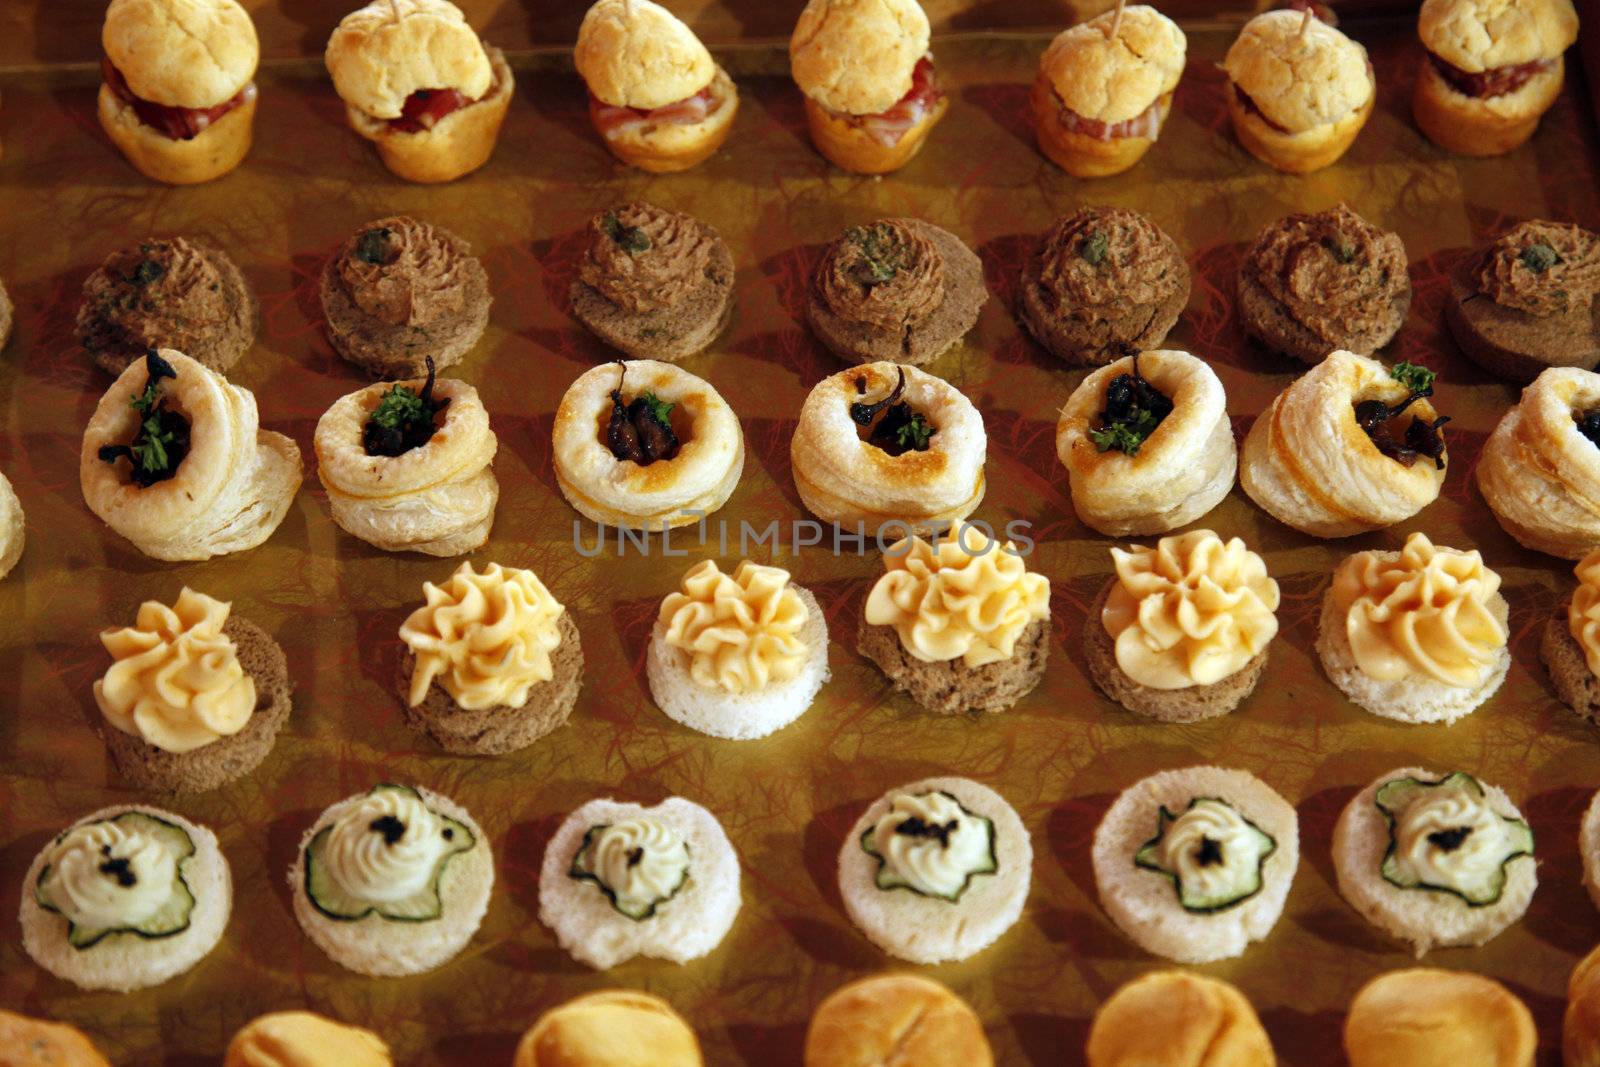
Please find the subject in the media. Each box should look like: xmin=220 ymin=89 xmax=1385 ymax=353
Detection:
xmin=97 ymin=350 xmax=189 ymax=487
xmin=601 ymin=213 xmax=652 ymax=255
xmin=363 ymin=356 xmax=450 ymax=457
xmin=1519 ymin=242 xmax=1560 ymax=273
xmin=1089 ymin=354 xmax=1173 ymax=456
xmin=845 ymin=223 xmax=910 ymax=286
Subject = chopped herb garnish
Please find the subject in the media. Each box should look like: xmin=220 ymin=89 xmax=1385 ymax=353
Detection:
xmin=1327 ymin=238 xmax=1358 ymax=264
xmin=1089 ymin=354 xmax=1173 ymax=456
xmin=1081 ymin=230 xmax=1110 ymax=266
xmin=844 ymin=223 xmax=909 ymax=286
xmin=354 ymin=227 xmax=393 ymax=266
xmin=849 ymin=368 xmax=936 ymax=456
xmin=130 ymin=259 xmax=164 ymax=286
xmin=1352 ymin=361 xmax=1449 ymax=470
xmin=605 ymin=363 xmax=679 ymax=465
xmin=363 ymin=356 xmax=450 ymax=457
xmin=601 ymin=213 xmax=652 ymax=255
xmin=97 ymin=350 xmax=190 ymax=487
xmin=1520 ymin=242 xmax=1560 ymax=273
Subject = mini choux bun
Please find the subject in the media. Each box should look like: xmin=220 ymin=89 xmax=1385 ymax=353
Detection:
xmin=1345 ymin=969 xmax=1535 ymax=1067
xmin=805 ymin=974 xmax=993 ymax=1067
xmin=225 ymin=1011 xmax=392 ymax=1067
xmin=1568 ymin=943 xmax=1600 ymax=1067
xmin=325 ymin=0 xmax=491 ymax=120
xmin=103 ymin=0 xmax=257 ymax=108
xmin=514 ymin=990 xmax=702 ymax=1067
xmin=0 ymin=1011 xmax=111 ymax=1067
xmin=576 ymin=0 xmax=715 ymax=110
xmin=790 ymin=0 xmax=930 ymax=117
xmin=1087 ymin=971 xmax=1274 ymax=1067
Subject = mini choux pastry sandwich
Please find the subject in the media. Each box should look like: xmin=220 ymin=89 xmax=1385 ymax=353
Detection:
xmin=226 ymin=1011 xmax=392 ymax=1067
xmin=1238 ymin=204 xmax=1411 ymax=365
xmin=539 ymin=795 xmax=741 ymax=969
xmin=291 ymin=783 xmax=493 ymax=977
xmin=805 ymin=974 xmax=992 ymax=1067
xmin=1088 ymin=531 xmax=1279 ymax=722
xmin=1447 ymin=219 xmax=1600 ymax=383
xmin=0 ymin=465 xmax=22 ymax=581
xmin=325 ymin=0 xmax=513 ymax=183
xmin=1019 ymin=207 xmax=1190 ymax=366
xmin=1056 ymin=350 xmax=1233 ymax=535
xmin=1334 ymin=768 xmax=1534 ymax=955
xmin=1479 ymin=367 xmax=1600 ymax=556
xmin=575 ymin=0 xmax=738 ymax=173
xmin=0 ymin=1011 xmax=111 ymax=1067
xmin=1415 ymin=0 xmax=1579 ymax=157
xmin=321 ymin=216 xmax=492 ymax=379
xmin=1031 ymin=5 xmax=1187 ymax=178
xmin=647 ymin=559 xmax=830 ymax=740
xmin=1542 ymin=550 xmax=1600 ymax=726
xmin=1241 ymin=354 xmax=1448 ymax=537
xmin=95 ymin=587 xmax=291 ymax=794
xmin=1318 ymin=532 xmax=1508 ymax=724
xmin=98 ymin=0 xmax=259 ymax=184
xmin=859 ymin=525 xmax=1050 ymax=715
xmin=839 ymin=776 xmax=1031 ymax=964
xmin=21 ymin=804 xmax=231 ymax=992
xmin=1087 ymin=971 xmax=1274 ymax=1067
xmin=808 ymin=219 xmax=986 ymax=367
xmin=398 ymin=561 xmax=583 ymax=755
xmin=790 ymin=0 xmax=947 ymax=174
xmin=77 ymin=236 xmax=256 ymax=376
xmin=80 ymin=350 xmax=302 ymax=561
xmin=1093 ymin=766 xmax=1298 ymax=963
xmin=554 ymin=360 xmax=744 ymax=530
xmin=516 ymin=990 xmax=702 ymax=1067
xmin=571 ymin=202 xmax=736 ymax=361
xmin=1220 ymin=8 xmax=1374 ymax=173
xmin=315 ymin=359 xmax=498 ymax=556
xmin=792 ymin=363 xmax=985 ymax=536
xmin=1569 ymin=943 xmax=1600 ymax=1065
xmin=1347 ymin=969 xmax=1535 ymax=1067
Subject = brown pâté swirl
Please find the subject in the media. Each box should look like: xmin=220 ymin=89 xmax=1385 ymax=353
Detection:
xmin=579 ymin=202 xmax=716 ymax=314
xmin=78 ymin=237 xmax=232 ymax=358
xmin=336 ymin=216 xmax=474 ymax=328
xmin=816 ymin=219 xmax=946 ymax=330
xmin=1475 ymin=220 xmax=1600 ymax=317
xmin=1033 ymin=207 xmax=1181 ymax=312
xmin=1245 ymin=204 xmax=1408 ymax=346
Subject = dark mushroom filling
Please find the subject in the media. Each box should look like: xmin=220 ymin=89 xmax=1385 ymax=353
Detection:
xmin=1352 ymin=362 xmax=1449 ymax=470
xmin=606 ymin=363 xmax=680 ymax=465
xmin=850 ymin=367 xmax=936 ymax=457
xmin=1089 ymin=353 xmax=1173 ymax=456
xmin=363 ymin=356 xmax=451 ymax=458
xmin=97 ymin=349 xmax=190 ymax=487
xmin=1575 ymin=409 xmax=1600 ymax=449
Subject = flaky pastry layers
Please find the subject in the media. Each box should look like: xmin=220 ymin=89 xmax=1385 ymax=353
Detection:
xmin=1241 ymin=350 xmax=1446 ymax=537
xmin=1478 ymin=367 xmax=1600 ymax=558
xmin=553 ymin=360 xmax=743 ymax=530
xmin=80 ymin=350 xmax=301 ymax=561
xmin=316 ymin=377 xmax=498 ymax=556
xmin=1056 ymin=350 xmax=1234 ymax=536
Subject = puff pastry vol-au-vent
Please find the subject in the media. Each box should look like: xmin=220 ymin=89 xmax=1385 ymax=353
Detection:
xmin=857 ymin=525 xmax=1050 ymax=715
xmin=1241 ymin=351 xmax=1448 ymax=538
xmin=80 ymin=349 xmax=302 ymax=561
xmin=94 ymin=587 xmax=291 ymax=794
xmin=1477 ymin=366 xmax=1600 ymax=557
xmin=1087 ymin=531 xmax=1279 ymax=722
xmin=315 ymin=358 xmax=498 ymax=556
xmin=0 ymin=464 xmax=22 ymax=580
xmin=1317 ymin=532 xmax=1510 ymax=724
xmin=554 ymin=359 xmax=744 ymax=531
xmin=1056 ymin=350 xmax=1234 ymax=536
xmin=397 ymin=561 xmax=584 ymax=755
xmin=792 ymin=361 xmax=985 ymax=536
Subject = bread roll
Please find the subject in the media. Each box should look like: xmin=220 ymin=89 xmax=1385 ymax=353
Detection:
xmin=790 ymin=0 xmax=930 ymax=116
xmin=576 ymin=0 xmax=715 ymax=110
xmin=0 ymin=1011 xmax=112 ymax=1067
xmin=1346 ymin=969 xmax=1534 ymax=1067
xmin=1087 ymin=971 xmax=1274 ymax=1067
xmin=805 ymin=974 xmax=992 ymax=1067
xmin=225 ymin=1011 xmax=392 ymax=1067
xmin=1568 ymin=943 xmax=1600 ymax=1067
xmin=515 ymin=990 xmax=702 ymax=1067
xmin=103 ymin=0 xmax=257 ymax=108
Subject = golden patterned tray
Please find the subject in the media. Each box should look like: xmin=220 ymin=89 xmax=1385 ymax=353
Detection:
xmin=1 ymin=20 xmax=1599 ymax=1066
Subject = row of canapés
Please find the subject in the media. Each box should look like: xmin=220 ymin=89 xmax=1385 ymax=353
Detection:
xmin=5 ymin=202 xmax=1600 ymax=564
xmin=4 ymin=960 xmax=1587 ymax=1067
xmin=70 ymin=0 xmax=1582 ymax=186
xmin=6 ymin=762 xmax=1592 ymax=1060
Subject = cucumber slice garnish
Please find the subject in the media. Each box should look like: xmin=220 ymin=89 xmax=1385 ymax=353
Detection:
xmin=568 ymin=824 xmax=692 ymax=921
xmin=859 ymin=791 xmax=998 ymax=902
xmin=1133 ymin=797 xmax=1277 ymax=913
xmin=1375 ymin=772 xmax=1534 ymax=906
xmin=35 ymin=811 xmax=197 ymax=950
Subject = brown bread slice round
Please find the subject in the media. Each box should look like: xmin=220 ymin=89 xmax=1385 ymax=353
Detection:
xmin=1237 ymin=267 xmax=1410 ymax=366
xmin=570 ymin=238 xmax=735 ymax=362
xmin=1446 ymin=260 xmax=1600 ymax=384
xmin=396 ymin=612 xmax=583 ymax=755
xmin=856 ymin=609 xmax=1047 ymax=715
xmin=1542 ymin=609 xmax=1600 ymax=727
xmin=100 ymin=615 xmax=291 ymax=793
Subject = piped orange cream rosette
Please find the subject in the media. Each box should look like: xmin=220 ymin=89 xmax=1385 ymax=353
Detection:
xmin=1102 ymin=530 xmax=1280 ymax=690
xmin=865 ymin=526 xmax=1050 ymax=667
xmin=1569 ymin=551 xmax=1600 ymax=678
xmin=94 ymin=588 xmax=256 ymax=753
xmin=659 ymin=560 xmax=810 ymax=694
